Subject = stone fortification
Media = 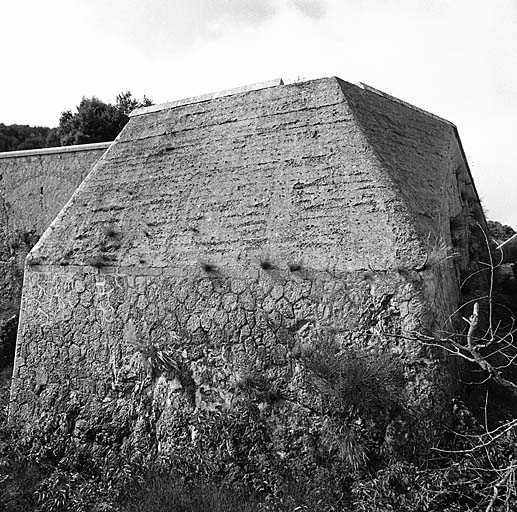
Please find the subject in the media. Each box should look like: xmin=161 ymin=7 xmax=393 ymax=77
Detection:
xmin=0 ymin=143 xmax=111 ymax=238
xmin=9 ymin=78 xmax=485 ymax=449
xmin=0 ymin=143 xmax=109 ymax=361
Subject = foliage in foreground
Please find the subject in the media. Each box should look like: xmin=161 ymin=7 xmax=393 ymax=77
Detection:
xmin=2 ymin=343 xmax=517 ymax=512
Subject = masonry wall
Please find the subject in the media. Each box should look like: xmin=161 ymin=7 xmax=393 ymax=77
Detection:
xmin=0 ymin=143 xmax=109 ymax=360
xmin=12 ymin=265 xmax=434 ymax=426
xmin=9 ymin=79 xmax=487 ymax=458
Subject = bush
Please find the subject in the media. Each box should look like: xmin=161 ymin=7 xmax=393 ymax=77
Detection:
xmin=125 ymin=476 xmax=262 ymax=512
xmin=298 ymin=339 xmax=408 ymax=468
xmin=3 ymin=329 xmax=515 ymax=511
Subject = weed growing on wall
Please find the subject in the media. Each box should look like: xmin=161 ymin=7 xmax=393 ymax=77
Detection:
xmin=288 ymin=262 xmax=303 ymax=272
xmin=85 ymin=254 xmax=109 ymax=268
xmin=200 ymin=261 xmax=219 ymax=275
xmin=420 ymin=234 xmax=459 ymax=270
xmin=290 ymin=325 xmax=410 ymax=469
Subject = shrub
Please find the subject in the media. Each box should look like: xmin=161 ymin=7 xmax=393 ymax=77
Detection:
xmin=0 ymin=390 xmax=153 ymax=512
xmin=296 ymin=337 xmax=407 ymax=469
xmin=302 ymin=342 xmax=405 ymax=421
xmin=126 ymin=476 xmax=262 ymax=512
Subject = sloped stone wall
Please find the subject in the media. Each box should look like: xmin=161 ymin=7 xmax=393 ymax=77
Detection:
xmin=8 ymin=78 xmax=487 ymax=452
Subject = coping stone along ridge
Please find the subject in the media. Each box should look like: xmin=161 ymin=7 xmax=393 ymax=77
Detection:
xmin=130 ymin=78 xmax=285 ymax=117
xmin=358 ymin=82 xmax=456 ymax=128
xmin=0 ymin=141 xmax=112 ymax=159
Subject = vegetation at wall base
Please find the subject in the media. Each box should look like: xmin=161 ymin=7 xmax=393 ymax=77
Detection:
xmin=2 ymin=353 xmax=517 ymax=511
xmin=0 ymin=221 xmax=515 ymax=510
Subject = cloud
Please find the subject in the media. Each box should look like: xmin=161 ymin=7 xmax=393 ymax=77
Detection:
xmin=74 ymin=0 xmax=328 ymax=57
xmin=220 ymin=0 xmax=277 ymax=24
xmin=76 ymin=0 xmax=278 ymax=56
xmin=1 ymin=0 xmax=516 ymax=227
xmin=292 ymin=0 xmax=327 ymax=20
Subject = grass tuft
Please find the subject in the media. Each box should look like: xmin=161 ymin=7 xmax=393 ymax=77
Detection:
xmin=86 ymin=254 xmax=108 ymax=268
xmin=200 ymin=261 xmax=218 ymax=274
xmin=259 ymin=258 xmax=273 ymax=270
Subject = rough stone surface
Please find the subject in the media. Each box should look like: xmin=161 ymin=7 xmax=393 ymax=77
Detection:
xmin=0 ymin=143 xmax=109 ymax=327
xmin=9 ymin=78 xmax=486 ymax=441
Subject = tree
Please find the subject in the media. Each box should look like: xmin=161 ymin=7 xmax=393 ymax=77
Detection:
xmin=488 ymin=220 xmax=516 ymax=245
xmin=46 ymin=91 xmax=152 ymax=147
xmin=115 ymin=91 xmax=153 ymax=116
xmin=396 ymin=223 xmax=517 ymax=510
xmin=0 ymin=124 xmax=50 ymax=152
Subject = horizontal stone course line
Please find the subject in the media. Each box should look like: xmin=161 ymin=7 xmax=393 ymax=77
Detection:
xmin=24 ymin=263 xmax=386 ymax=279
xmin=0 ymin=141 xmax=112 ymax=159
xmin=130 ymin=78 xmax=284 ymax=117
xmin=25 ymin=263 xmax=260 ymax=278
xmin=121 ymin=99 xmax=345 ymax=146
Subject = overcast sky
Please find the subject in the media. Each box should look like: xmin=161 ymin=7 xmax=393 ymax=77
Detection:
xmin=1 ymin=0 xmax=515 ymax=226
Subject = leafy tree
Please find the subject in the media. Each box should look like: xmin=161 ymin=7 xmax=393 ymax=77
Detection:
xmin=115 ymin=90 xmax=153 ymax=116
xmin=0 ymin=124 xmax=50 ymax=152
xmin=488 ymin=220 xmax=516 ymax=243
xmin=46 ymin=91 xmax=152 ymax=147
xmin=0 ymin=92 xmax=152 ymax=151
